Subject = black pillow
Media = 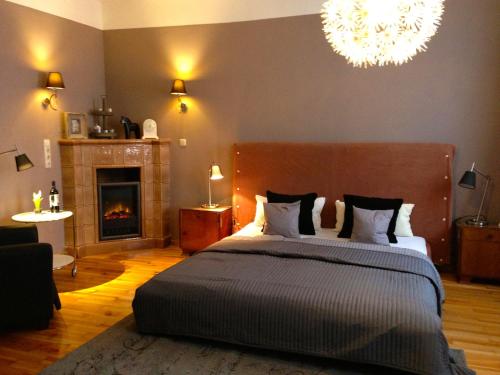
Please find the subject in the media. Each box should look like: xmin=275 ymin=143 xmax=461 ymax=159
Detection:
xmin=266 ymin=191 xmax=318 ymax=235
xmin=338 ymin=194 xmax=403 ymax=243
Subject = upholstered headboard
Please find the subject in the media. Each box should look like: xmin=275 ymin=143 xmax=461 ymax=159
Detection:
xmin=232 ymin=143 xmax=454 ymax=265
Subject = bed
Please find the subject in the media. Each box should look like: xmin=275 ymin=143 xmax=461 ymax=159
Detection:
xmin=133 ymin=143 xmax=472 ymax=375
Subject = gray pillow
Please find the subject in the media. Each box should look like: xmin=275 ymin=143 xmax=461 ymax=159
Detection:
xmin=351 ymin=206 xmax=394 ymax=245
xmin=263 ymin=201 xmax=301 ymax=238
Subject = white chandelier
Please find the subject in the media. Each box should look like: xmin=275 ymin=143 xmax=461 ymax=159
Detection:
xmin=321 ymin=0 xmax=444 ymax=67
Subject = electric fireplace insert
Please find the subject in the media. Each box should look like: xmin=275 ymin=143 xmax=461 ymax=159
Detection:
xmin=98 ymin=181 xmax=141 ymax=240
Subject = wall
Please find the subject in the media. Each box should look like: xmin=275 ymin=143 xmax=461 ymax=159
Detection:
xmin=104 ymin=0 xmax=499 ymax=241
xmin=0 ymin=1 xmax=106 ymax=251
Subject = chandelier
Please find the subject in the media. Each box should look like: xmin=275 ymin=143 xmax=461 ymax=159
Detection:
xmin=321 ymin=0 xmax=444 ymax=67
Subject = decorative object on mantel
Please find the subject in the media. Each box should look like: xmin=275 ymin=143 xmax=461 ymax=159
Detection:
xmin=142 ymin=119 xmax=159 ymax=140
xmin=32 ymin=190 xmax=43 ymax=213
xmin=458 ymin=162 xmax=492 ymax=227
xmin=170 ymin=79 xmax=188 ymax=113
xmin=321 ymin=0 xmax=444 ymax=67
xmin=121 ymin=116 xmax=141 ymax=139
xmin=202 ymin=164 xmax=224 ymax=209
xmin=0 ymin=146 xmax=34 ymax=171
xmin=90 ymin=95 xmax=116 ymax=139
xmin=42 ymin=72 xmax=65 ymax=110
xmin=63 ymin=112 xmax=88 ymax=139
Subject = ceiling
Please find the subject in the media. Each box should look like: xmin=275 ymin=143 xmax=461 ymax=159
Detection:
xmin=6 ymin=0 xmax=324 ymax=30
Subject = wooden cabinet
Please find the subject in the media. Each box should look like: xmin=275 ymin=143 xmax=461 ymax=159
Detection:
xmin=457 ymin=218 xmax=500 ymax=282
xmin=179 ymin=207 xmax=232 ymax=254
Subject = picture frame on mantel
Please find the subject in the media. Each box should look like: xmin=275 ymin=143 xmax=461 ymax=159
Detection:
xmin=63 ymin=112 xmax=88 ymax=139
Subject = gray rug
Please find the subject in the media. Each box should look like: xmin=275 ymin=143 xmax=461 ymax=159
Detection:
xmin=40 ymin=315 xmax=470 ymax=375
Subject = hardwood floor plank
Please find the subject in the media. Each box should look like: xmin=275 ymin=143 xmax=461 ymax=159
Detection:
xmin=0 ymin=248 xmax=498 ymax=374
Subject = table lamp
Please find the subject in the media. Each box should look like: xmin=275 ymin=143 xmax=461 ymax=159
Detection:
xmin=202 ymin=164 xmax=223 ymax=209
xmin=458 ymin=162 xmax=491 ymax=226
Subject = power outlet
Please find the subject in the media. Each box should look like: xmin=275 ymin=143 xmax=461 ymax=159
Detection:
xmin=43 ymin=139 xmax=51 ymax=168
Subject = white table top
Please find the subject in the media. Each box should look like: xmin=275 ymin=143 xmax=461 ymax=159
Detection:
xmin=12 ymin=210 xmax=73 ymax=223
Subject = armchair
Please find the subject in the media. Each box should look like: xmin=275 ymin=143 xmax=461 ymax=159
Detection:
xmin=0 ymin=224 xmax=60 ymax=330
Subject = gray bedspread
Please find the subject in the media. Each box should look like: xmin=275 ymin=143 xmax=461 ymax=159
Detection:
xmin=133 ymin=239 xmax=474 ymax=375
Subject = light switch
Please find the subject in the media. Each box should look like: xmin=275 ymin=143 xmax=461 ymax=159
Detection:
xmin=43 ymin=139 xmax=51 ymax=168
xmin=179 ymin=138 xmax=187 ymax=147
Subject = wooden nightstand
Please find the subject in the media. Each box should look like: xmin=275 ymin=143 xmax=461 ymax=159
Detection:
xmin=456 ymin=217 xmax=500 ymax=282
xmin=179 ymin=206 xmax=232 ymax=254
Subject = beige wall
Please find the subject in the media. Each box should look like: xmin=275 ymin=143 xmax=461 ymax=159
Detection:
xmin=0 ymin=1 xmax=106 ymax=250
xmin=104 ymin=0 xmax=499 ymax=240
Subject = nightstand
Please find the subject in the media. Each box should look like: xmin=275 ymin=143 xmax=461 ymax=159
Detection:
xmin=456 ymin=217 xmax=500 ymax=282
xmin=179 ymin=206 xmax=232 ymax=254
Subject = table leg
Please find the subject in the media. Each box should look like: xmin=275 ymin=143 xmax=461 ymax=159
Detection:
xmin=72 ymin=214 xmax=77 ymax=277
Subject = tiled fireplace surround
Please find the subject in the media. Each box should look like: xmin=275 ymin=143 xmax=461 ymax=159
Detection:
xmin=59 ymin=139 xmax=171 ymax=257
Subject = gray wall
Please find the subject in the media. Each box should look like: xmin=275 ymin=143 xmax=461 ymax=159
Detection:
xmin=0 ymin=1 xmax=106 ymax=250
xmin=104 ymin=0 xmax=499 ymax=240
xmin=1 ymin=0 xmax=497 ymax=250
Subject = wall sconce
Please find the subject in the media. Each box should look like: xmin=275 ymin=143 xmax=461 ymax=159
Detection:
xmin=43 ymin=72 xmax=65 ymax=110
xmin=170 ymin=79 xmax=188 ymax=113
xmin=0 ymin=146 xmax=34 ymax=172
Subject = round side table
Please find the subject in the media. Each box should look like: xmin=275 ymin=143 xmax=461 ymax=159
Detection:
xmin=12 ymin=210 xmax=78 ymax=277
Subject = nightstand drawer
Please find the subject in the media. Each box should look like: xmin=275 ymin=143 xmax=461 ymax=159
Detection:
xmin=462 ymin=228 xmax=500 ymax=242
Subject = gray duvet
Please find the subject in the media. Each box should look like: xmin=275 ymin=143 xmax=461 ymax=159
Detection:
xmin=133 ymin=238 xmax=474 ymax=375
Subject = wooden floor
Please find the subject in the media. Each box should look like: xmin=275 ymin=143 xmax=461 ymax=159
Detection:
xmin=0 ymin=248 xmax=499 ymax=375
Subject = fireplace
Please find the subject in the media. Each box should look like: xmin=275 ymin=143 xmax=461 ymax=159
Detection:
xmin=59 ymin=139 xmax=171 ymax=257
xmin=97 ymin=168 xmax=141 ymax=241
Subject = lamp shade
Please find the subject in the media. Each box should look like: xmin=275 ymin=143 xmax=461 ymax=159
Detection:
xmin=15 ymin=153 xmax=34 ymax=172
xmin=170 ymin=79 xmax=187 ymax=95
xmin=209 ymin=164 xmax=223 ymax=180
xmin=46 ymin=72 xmax=65 ymax=89
xmin=459 ymin=171 xmax=476 ymax=189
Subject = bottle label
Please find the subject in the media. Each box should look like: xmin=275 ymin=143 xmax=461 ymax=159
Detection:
xmin=50 ymin=194 xmax=59 ymax=207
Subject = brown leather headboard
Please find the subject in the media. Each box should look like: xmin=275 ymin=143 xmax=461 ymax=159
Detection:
xmin=232 ymin=143 xmax=454 ymax=265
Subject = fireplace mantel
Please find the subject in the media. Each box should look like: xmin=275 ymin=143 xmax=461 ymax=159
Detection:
xmin=59 ymin=139 xmax=171 ymax=257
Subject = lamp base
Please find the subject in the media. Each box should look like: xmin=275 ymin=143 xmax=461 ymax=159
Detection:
xmin=465 ymin=217 xmax=488 ymax=227
xmin=201 ymin=203 xmax=219 ymax=209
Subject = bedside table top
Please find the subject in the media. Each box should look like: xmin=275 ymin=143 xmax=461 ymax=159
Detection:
xmin=456 ymin=216 xmax=500 ymax=230
xmin=181 ymin=206 xmax=232 ymax=213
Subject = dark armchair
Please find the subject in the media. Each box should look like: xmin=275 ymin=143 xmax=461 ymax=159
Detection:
xmin=0 ymin=224 xmax=60 ymax=330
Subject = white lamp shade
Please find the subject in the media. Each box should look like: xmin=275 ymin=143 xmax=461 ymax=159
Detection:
xmin=210 ymin=164 xmax=223 ymax=180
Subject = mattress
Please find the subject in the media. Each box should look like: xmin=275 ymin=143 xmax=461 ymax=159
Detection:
xmin=233 ymin=222 xmax=428 ymax=255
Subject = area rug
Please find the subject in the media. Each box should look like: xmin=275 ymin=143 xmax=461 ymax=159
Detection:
xmin=40 ymin=314 xmax=470 ymax=375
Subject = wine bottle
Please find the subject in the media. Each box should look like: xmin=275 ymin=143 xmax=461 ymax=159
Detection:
xmin=49 ymin=181 xmax=60 ymax=213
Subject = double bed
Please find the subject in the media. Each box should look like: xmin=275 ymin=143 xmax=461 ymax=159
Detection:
xmin=133 ymin=143 xmax=473 ymax=375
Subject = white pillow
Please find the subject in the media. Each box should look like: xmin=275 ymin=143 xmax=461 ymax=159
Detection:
xmin=312 ymin=197 xmax=326 ymax=231
xmin=395 ymin=203 xmax=415 ymax=237
xmin=254 ymin=195 xmax=267 ymax=227
xmin=254 ymin=195 xmax=326 ymax=231
xmin=334 ymin=200 xmax=414 ymax=236
xmin=334 ymin=200 xmax=345 ymax=232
